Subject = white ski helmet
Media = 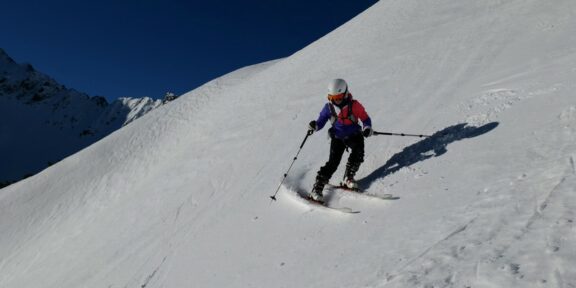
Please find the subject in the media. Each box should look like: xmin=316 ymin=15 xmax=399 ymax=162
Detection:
xmin=328 ymin=78 xmax=348 ymax=95
xmin=327 ymin=78 xmax=349 ymax=102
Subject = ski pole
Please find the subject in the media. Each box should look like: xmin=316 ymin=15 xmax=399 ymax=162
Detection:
xmin=270 ymin=130 xmax=313 ymax=202
xmin=373 ymin=131 xmax=431 ymax=138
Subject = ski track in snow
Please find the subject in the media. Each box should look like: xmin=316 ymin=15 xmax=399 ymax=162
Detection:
xmin=368 ymin=161 xmax=576 ymax=288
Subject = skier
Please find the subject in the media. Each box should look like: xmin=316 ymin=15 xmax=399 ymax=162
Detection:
xmin=307 ymin=79 xmax=373 ymax=202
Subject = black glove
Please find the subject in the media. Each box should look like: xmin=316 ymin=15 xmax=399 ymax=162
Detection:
xmin=308 ymin=120 xmax=317 ymax=134
xmin=363 ymin=126 xmax=373 ymax=138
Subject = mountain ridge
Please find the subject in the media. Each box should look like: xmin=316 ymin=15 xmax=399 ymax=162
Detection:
xmin=0 ymin=48 xmax=164 ymax=185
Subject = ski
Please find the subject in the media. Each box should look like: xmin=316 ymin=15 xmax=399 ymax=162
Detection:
xmin=301 ymin=195 xmax=360 ymax=213
xmin=327 ymin=183 xmax=399 ymax=200
xmin=281 ymin=185 xmax=360 ymax=214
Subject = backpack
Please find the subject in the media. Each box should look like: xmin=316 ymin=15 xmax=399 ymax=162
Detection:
xmin=328 ymin=102 xmax=358 ymax=126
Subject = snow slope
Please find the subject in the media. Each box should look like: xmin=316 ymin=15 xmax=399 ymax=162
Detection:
xmin=1 ymin=1 xmax=575 ymax=287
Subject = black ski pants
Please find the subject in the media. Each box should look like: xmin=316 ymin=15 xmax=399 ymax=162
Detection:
xmin=317 ymin=133 xmax=364 ymax=182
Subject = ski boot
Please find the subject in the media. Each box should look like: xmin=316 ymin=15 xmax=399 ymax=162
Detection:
xmin=309 ymin=176 xmax=328 ymax=203
xmin=342 ymin=162 xmax=360 ymax=191
xmin=309 ymin=187 xmax=324 ymax=203
xmin=342 ymin=177 xmax=358 ymax=190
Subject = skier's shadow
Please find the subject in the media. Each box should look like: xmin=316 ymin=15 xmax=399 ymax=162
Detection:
xmin=358 ymin=122 xmax=499 ymax=190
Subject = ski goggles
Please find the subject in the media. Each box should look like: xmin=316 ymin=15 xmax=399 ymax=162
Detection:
xmin=327 ymin=92 xmax=346 ymax=102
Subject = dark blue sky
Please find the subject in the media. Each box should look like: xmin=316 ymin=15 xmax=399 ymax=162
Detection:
xmin=1 ymin=0 xmax=377 ymax=102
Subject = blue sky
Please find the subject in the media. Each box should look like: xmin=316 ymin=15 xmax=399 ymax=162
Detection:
xmin=1 ymin=0 xmax=377 ymax=102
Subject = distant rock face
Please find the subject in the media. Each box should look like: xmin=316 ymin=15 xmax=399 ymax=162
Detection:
xmin=0 ymin=48 xmax=164 ymax=186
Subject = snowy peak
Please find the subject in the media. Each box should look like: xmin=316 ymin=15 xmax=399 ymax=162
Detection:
xmin=1 ymin=48 xmax=107 ymax=131
xmin=0 ymin=48 xmax=164 ymax=185
xmin=0 ymin=48 xmax=23 ymax=71
xmin=93 ymin=97 xmax=163 ymax=130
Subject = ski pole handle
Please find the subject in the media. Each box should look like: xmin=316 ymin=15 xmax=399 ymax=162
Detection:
xmin=301 ymin=130 xmax=312 ymax=148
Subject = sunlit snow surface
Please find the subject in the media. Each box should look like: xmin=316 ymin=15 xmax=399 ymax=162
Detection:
xmin=1 ymin=1 xmax=575 ymax=287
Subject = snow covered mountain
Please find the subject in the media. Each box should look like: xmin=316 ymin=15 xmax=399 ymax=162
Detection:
xmin=0 ymin=48 xmax=163 ymax=186
xmin=1 ymin=1 xmax=575 ymax=287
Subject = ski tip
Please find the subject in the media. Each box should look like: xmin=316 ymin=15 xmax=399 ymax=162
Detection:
xmin=342 ymin=208 xmax=361 ymax=214
xmin=379 ymin=194 xmax=400 ymax=200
